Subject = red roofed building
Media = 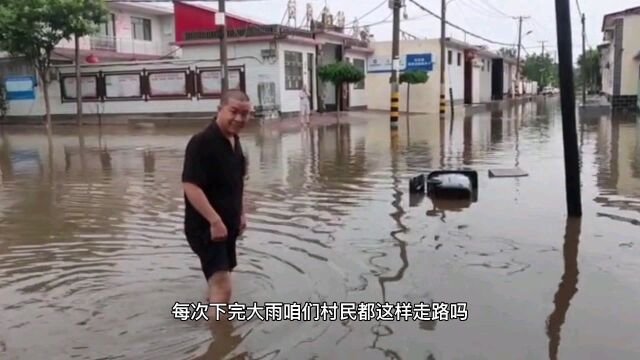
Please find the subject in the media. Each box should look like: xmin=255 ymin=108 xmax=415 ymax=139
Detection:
xmin=173 ymin=1 xmax=261 ymax=44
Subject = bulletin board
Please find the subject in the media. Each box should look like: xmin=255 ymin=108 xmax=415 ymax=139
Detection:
xmin=196 ymin=66 xmax=245 ymax=99
xmin=60 ymin=74 xmax=100 ymax=101
xmin=146 ymin=69 xmax=192 ymax=100
xmin=103 ymin=72 xmax=143 ymax=100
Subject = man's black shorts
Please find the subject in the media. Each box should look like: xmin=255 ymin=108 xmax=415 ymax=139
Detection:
xmin=186 ymin=228 xmax=238 ymax=280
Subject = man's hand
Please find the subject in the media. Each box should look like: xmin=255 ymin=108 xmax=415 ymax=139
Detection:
xmin=210 ymin=218 xmax=228 ymax=242
xmin=240 ymin=213 xmax=247 ymax=234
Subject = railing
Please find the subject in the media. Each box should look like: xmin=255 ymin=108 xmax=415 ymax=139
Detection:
xmin=184 ymin=25 xmax=316 ymax=42
xmin=89 ymin=35 xmax=166 ymax=56
xmin=343 ymin=37 xmax=371 ymax=49
xmin=90 ymin=36 xmax=117 ymax=51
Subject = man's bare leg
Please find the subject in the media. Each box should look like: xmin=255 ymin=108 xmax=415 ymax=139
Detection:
xmin=207 ymin=271 xmax=232 ymax=320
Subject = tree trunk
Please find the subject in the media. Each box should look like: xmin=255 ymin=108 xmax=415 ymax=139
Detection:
xmin=38 ymin=64 xmax=52 ymax=132
xmin=336 ymin=82 xmax=341 ymax=121
xmin=407 ymin=84 xmax=411 ymax=115
xmin=75 ymin=33 xmax=83 ymax=126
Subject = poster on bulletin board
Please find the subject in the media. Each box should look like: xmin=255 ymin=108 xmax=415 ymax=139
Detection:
xmin=148 ymin=72 xmax=186 ymax=96
xmin=105 ymin=73 xmax=141 ymax=98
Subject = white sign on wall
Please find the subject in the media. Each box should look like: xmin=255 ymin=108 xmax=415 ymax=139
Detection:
xmin=367 ymin=56 xmax=406 ymax=73
xmin=105 ymin=74 xmax=141 ymax=98
xmin=149 ymin=72 xmax=186 ymax=96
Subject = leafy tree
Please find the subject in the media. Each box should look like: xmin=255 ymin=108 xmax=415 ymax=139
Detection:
xmin=399 ymin=70 xmax=428 ymax=113
xmin=317 ymin=61 xmax=364 ymax=118
xmin=0 ymin=0 xmax=106 ymax=130
xmin=522 ymin=53 xmax=559 ymax=89
xmin=577 ymin=48 xmax=601 ymax=93
xmin=498 ymin=47 xmax=517 ymax=58
xmin=66 ymin=0 xmax=109 ymax=126
xmin=0 ymin=82 xmax=8 ymax=123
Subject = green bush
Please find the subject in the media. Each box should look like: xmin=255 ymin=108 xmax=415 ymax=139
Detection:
xmin=317 ymin=61 xmax=365 ymax=85
xmin=400 ymin=70 xmax=429 ymax=84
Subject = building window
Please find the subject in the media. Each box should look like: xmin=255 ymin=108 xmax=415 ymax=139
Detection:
xmin=131 ymin=17 xmax=152 ymax=41
xmin=353 ymin=58 xmax=365 ymax=89
xmin=448 ymin=50 xmax=452 ymax=65
xmin=481 ymin=59 xmax=485 ymax=71
xmin=284 ymin=51 xmax=303 ymax=90
xmin=488 ymin=61 xmax=491 ymax=72
xmin=97 ymin=13 xmax=116 ymax=37
xmin=457 ymin=52 xmax=461 ymax=66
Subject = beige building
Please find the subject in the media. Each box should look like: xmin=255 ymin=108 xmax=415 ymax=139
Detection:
xmin=365 ymin=38 xmax=519 ymax=114
xmin=599 ymin=5 xmax=640 ymax=111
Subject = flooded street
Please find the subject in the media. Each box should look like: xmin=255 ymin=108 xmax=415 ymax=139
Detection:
xmin=1 ymin=98 xmax=639 ymax=359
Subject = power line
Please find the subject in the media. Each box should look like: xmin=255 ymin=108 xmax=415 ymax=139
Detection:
xmin=345 ymin=0 xmax=387 ymax=26
xmin=574 ymin=0 xmax=583 ymax=17
xmin=408 ymin=0 xmax=516 ymax=46
xmin=457 ymin=0 xmax=506 ymax=20
xmin=476 ymin=0 xmax=513 ymax=18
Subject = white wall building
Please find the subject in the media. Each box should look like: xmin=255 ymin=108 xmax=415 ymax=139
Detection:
xmin=599 ymin=5 xmax=640 ymax=111
xmin=366 ymin=38 xmax=515 ymax=114
xmin=4 ymin=18 xmax=373 ymax=119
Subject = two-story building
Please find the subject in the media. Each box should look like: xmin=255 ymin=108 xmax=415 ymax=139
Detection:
xmin=599 ymin=5 xmax=640 ymax=111
xmin=1 ymin=2 xmax=177 ymax=79
xmin=3 ymin=1 xmax=373 ymax=120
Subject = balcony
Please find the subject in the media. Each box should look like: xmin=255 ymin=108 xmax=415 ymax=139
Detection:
xmin=89 ymin=35 xmax=166 ymax=56
xmin=90 ymin=36 xmax=117 ymax=51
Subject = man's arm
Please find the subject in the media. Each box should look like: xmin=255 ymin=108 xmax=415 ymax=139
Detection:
xmin=183 ymin=182 xmax=223 ymax=225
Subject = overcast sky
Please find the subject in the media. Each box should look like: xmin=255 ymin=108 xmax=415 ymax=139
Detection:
xmin=179 ymin=0 xmax=639 ymax=62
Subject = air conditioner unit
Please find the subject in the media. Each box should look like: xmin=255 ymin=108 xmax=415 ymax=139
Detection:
xmin=261 ymin=49 xmax=276 ymax=59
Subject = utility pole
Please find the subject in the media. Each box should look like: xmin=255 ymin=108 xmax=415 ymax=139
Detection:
xmin=515 ymin=17 xmax=525 ymax=97
xmin=439 ymin=0 xmax=446 ymax=118
xmin=581 ymin=13 xmax=586 ymax=105
xmin=554 ymin=0 xmax=582 ymax=217
xmin=539 ymin=40 xmax=547 ymax=56
xmin=390 ymin=0 xmax=401 ymax=126
xmin=218 ymin=0 xmax=229 ymax=94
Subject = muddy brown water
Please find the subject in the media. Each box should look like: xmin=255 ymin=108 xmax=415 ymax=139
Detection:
xmin=1 ymin=99 xmax=639 ymax=360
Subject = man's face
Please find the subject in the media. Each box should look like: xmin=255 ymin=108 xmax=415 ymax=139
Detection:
xmin=217 ymin=98 xmax=252 ymax=135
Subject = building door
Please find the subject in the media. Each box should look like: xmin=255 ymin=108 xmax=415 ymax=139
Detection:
xmin=491 ymin=59 xmax=504 ymax=100
xmin=464 ymin=50 xmax=473 ymax=104
xmin=637 ymin=65 xmax=640 ymax=110
xmin=308 ymin=53 xmax=314 ymax=110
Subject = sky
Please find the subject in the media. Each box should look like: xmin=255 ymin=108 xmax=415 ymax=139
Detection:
xmin=158 ymin=0 xmax=640 ymax=62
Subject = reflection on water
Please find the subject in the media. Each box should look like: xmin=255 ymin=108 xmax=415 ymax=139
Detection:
xmin=546 ymin=217 xmax=580 ymax=360
xmin=1 ymin=101 xmax=640 ymax=359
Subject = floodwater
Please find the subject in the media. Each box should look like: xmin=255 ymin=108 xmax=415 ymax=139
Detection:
xmin=1 ymin=98 xmax=639 ymax=360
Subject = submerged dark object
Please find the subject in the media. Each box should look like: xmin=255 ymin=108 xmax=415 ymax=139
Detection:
xmin=488 ymin=168 xmax=528 ymax=178
xmin=410 ymin=170 xmax=478 ymax=201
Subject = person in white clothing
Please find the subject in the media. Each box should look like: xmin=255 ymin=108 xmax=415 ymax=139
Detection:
xmin=299 ymin=85 xmax=310 ymax=125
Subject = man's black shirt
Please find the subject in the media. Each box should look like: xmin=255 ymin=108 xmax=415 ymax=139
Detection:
xmin=182 ymin=122 xmax=246 ymax=237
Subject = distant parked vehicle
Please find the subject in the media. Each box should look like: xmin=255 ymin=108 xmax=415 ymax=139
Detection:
xmin=542 ymin=86 xmax=555 ymax=96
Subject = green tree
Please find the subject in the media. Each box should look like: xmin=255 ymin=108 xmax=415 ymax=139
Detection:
xmin=522 ymin=53 xmax=559 ymax=89
xmin=0 ymin=0 xmax=106 ymax=130
xmin=317 ymin=61 xmax=365 ymax=118
xmin=399 ymin=70 xmax=429 ymax=114
xmin=498 ymin=47 xmax=517 ymax=58
xmin=66 ymin=0 xmax=108 ymax=126
xmin=0 ymin=82 xmax=8 ymax=124
xmin=577 ymin=48 xmax=601 ymax=93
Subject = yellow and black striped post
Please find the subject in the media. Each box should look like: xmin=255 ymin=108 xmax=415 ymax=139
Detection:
xmin=390 ymin=0 xmax=401 ymax=127
xmin=390 ymin=88 xmax=400 ymax=124
xmin=439 ymin=83 xmax=446 ymax=117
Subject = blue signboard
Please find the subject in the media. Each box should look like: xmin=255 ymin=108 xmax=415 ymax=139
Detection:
xmin=406 ymin=53 xmax=433 ymax=71
xmin=5 ymin=76 xmax=36 ymax=100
